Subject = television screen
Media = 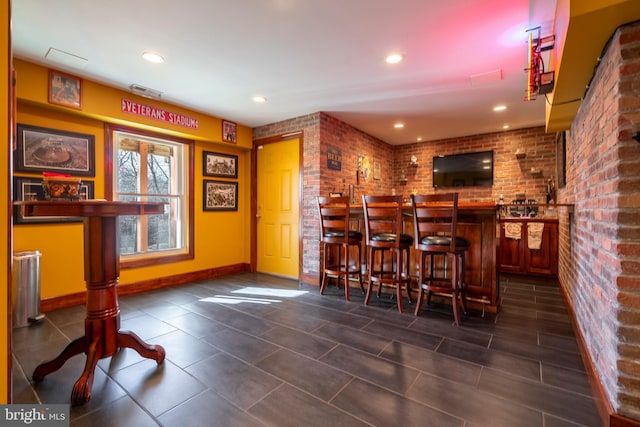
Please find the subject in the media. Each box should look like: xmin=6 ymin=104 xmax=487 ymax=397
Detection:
xmin=433 ymin=151 xmax=494 ymax=188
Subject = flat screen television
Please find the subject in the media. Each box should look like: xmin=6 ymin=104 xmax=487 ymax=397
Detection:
xmin=433 ymin=151 xmax=494 ymax=188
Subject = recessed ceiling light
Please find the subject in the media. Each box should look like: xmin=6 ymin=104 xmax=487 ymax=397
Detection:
xmin=503 ymin=124 xmax=510 ymax=129
xmin=385 ymin=53 xmax=404 ymax=64
xmin=493 ymin=105 xmax=507 ymax=112
xmin=417 ymin=137 xmax=422 ymax=142
xmin=252 ymin=96 xmax=266 ymax=103
xmin=394 ymin=123 xmax=404 ymax=129
xmin=142 ymin=51 xmax=164 ymax=63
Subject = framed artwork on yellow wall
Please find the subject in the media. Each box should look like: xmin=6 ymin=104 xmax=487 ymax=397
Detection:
xmin=203 ymin=151 xmax=238 ymax=178
xmin=222 ymin=120 xmax=237 ymax=143
xmin=203 ymin=180 xmax=238 ymax=211
xmin=15 ymin=124 xmax=95 ymax=176
xmin=49 ymin=69 xmax=82 ymax=109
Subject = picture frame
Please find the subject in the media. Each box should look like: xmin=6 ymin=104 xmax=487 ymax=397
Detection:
xmin=203 ymin=151 xmax=238 ymax=178
xmin=222 ymin=120 xmax=237 ymax=143
xmin=15 ymin=124 xmax=95 ymax=176
xmin=203 ymin=180 xmax=238 ymax=211
xmin=13 ymin=177 xmax=94 ymax=224
xmin=49 ymin=69 xmax=82 ymax=109
xmin=373 ymin=161 xmax=381 ymax=180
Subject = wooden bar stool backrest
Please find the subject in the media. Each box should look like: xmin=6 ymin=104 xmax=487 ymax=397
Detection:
xmin=361 ymin=194 xmax=407 ymax=249
xmin=411 ymin=193 xmax=460 ymax=252
xmin=317 ymin=196 xmax=360 ymax=245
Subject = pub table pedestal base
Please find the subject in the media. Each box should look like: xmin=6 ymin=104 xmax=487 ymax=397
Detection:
xmin=32 ymin=330 xmax=165 ymax=405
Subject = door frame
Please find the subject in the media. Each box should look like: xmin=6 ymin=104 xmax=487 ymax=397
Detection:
xmin=250 ymin=132 xmax=303 ymax=278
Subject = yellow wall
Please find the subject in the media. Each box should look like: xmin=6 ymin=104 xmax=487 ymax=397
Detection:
xmin=2 ymin=0 xmax=10 ymax=403
xmin=14 ymin=59 xmax=251 ymax=299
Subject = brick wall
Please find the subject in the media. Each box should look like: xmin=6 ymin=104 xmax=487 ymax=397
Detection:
xmin=564 ymin=21 xmax=640 ymax=420
xmin=319 ymin=113 xmax=394 ymax=200
xmin=394 ymin=127 xmax=557 ymax=203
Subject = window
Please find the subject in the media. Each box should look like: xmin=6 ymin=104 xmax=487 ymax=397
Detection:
xmin=106 ymin=124 xmax=194 ymax=267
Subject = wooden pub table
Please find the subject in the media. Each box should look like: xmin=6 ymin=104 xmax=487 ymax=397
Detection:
xmin=16 ymin=200 xmax=167 ymax=406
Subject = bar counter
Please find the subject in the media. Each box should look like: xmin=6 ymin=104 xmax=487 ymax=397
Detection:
xmin=350 ymin=201 xmax=500 ymax=313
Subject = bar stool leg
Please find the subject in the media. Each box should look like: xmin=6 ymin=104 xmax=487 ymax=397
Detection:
xmin=414 ymin=251 xmax=426 ymax=316
xmin=395 ymin=248 xmax=403 ymax=312
xmin=342 ymin=244 xmax=350 ymax=301
xmin=404 ymin=247 xmax=413 ymax=304
xmin=377 ymin=249 xmax=384 ymax=298
xmin=451 ymin=254 xmax=461 ymax=325
xmin=356 ymin=243 xmax=364 ymax=293
xmin=427 ymin=253 xmax=435 ymax=306
xmin=457 ymin=251 xmax=468 ymax=315
xmin=320 ymin=243 xmax=329 ymax=295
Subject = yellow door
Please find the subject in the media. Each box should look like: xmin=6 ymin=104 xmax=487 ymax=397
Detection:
xmin=256 ymin=138 xmax=300 ymax=278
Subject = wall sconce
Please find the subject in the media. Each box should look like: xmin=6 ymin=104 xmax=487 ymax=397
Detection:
xmin=515 ymin=148 xmax=526 ymax=159
xmin=410 ymin=155 xmax=418 ymax=166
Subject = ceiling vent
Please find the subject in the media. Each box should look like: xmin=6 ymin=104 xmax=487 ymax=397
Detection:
xmin=469 ymin=69 xmax=503 ymax=86
xmin=45 ymin=47 xmax=88 ymax=70
xmin=129 ymin=84 xmax=162 ymax=100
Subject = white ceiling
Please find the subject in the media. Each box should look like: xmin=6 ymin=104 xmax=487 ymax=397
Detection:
xmin=11 ymin=0 xmax=558 ymax=145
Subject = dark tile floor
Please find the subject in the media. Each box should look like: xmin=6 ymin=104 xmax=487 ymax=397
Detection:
xmin=12 ymin=272 xmax=604 ymax=426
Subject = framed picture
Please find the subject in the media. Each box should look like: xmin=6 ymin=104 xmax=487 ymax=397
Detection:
xmin=15 ymin=124 xmax=95 ymax=176
xmin=373 ymin=161 xmax=381 ymax=180
xmin=203 ymin=180 xmax=238 ymax=211
xmin=203 ymin=151 xmax=238 ymax=178
xmin=49 ymin=69 xmax=82 ymax=109
xmin=222 ymin=120 xmax=237 ymax=143
xmin=13 ymin=177 xmax=94 ymax=224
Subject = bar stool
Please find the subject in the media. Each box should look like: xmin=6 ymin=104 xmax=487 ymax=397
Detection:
xmin=411 ymin=193 xmax=469 ymax=325
xmin=362 ymin=195 xmax=413 ymax=312
xmin=317 ymin=196 xmax=364 ymax=300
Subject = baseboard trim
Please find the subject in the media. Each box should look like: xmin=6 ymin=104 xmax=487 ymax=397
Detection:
xmin=611 ymin=414 xmax=640 ymax=427
xmin=40 ymin=263 xmax=250 ymax=312
xmin=300 ymin=271 xmax=320 ymax=287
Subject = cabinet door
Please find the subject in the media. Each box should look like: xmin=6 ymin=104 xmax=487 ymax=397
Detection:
xmin=526 ymin=222 xmax=558 ymax=276
xmin=499 ymin=223 xmax=525 ymax=273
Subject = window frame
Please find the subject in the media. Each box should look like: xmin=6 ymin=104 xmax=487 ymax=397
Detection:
xmin=105 ymin=123 xmax=194 ymax=268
